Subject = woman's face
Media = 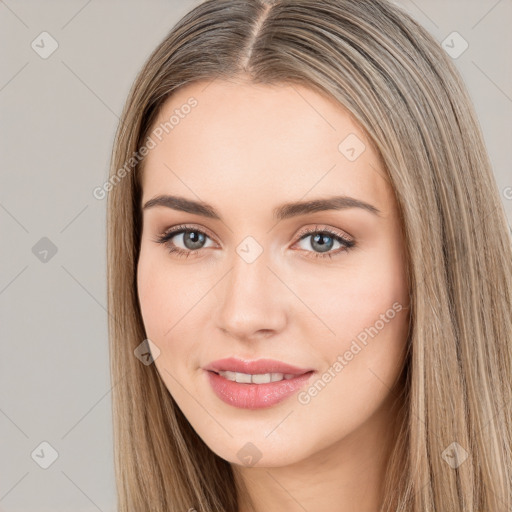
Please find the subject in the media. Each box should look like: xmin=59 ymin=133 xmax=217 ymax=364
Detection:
xmin=137 ymin=79 xmax=410 ymax=468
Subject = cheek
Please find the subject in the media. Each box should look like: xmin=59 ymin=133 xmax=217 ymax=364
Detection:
xmin=137 ymin=254 xmax=165 ymax=338
xmin=296 ymin=247 xmax=408 ymax=351
xmin=137 ymin=245 xmax=195 ymax=334
xmin=289 ymin=255 xmax=409 ymax=447
xmin=136 ymin=248 xmax=186 ymax=351
xmin=137 ymin=254 xmax=198 ymax=400
xmin=293 ymin=244 xmax=410 ymax=413
xmin=136 ymin=249 xmax=206 ymax=373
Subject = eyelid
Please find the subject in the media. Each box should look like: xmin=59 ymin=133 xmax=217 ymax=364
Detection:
xmin=294 ymin=224 xmax=354 ymax=243
xmin=156 ymin=223 xmax=220 ymax=245
xmin=156 ymin=223 xmax=352 ymax=246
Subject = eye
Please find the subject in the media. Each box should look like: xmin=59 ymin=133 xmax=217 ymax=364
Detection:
xmin=153 ymin=224 xmax=215 ymax=259
xmin=153 ymin=223 xmax=356 ymax=260
xmin=292 ymin=225 xmax=355 ymax=260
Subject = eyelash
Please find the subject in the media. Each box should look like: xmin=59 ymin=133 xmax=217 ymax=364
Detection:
xmin=153 ymin=224 xmax=356 ymax=260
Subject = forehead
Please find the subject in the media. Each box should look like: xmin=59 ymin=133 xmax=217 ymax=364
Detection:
xmin=140 ymin=79 xmax=392 ymax=214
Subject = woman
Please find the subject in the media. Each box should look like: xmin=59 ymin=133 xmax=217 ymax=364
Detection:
xmin=106 ymin=0 xmax=512 ymax=510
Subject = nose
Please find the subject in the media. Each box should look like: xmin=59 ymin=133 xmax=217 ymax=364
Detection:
xmin=213 ymin=250 xmax=289 ymax=342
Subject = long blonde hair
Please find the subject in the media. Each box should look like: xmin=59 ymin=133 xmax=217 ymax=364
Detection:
xmin=106 ymin=0 xmax=512 ymax=510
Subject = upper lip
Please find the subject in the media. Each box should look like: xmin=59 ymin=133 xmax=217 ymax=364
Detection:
xmin=204 ymin=357 xmax=314 ymax=375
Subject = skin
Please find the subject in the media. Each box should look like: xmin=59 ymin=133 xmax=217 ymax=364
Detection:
xmin=137 ymin=77 xmax=411 ymax=512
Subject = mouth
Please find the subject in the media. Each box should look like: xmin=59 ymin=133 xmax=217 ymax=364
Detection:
xmin=204 ymin=357 xmax=314 ymax=376
xmin=203 ymin=358 xmax=315 ymax=409
xmin=208 ymin=369 xmax=309 ymax=384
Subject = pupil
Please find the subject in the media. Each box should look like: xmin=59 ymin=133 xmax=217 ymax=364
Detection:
xmin=184 ymin=231 xmax=205 ymax=250
xmin=312 ymin=233 xmax=333 ymax=253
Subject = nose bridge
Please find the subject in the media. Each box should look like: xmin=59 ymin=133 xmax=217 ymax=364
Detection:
xmin=214 ymin=240 xmax=288 ymax=339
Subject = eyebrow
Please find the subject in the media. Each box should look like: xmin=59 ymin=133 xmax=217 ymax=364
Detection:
xmin=142 ymin=194 xmax=381 ymax=221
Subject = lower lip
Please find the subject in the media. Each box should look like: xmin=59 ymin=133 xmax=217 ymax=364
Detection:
xmin=205 ymin=370 xmax=314 ymax=409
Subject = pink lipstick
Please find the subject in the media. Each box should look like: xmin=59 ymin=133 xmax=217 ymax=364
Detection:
xmin=204 ymin=357 xmax=315 ymax=409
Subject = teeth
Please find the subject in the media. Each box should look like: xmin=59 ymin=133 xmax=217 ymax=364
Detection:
xmin=236 ymin=372 xmax=252 ymax=384
xmin=217 ymin=371 xmax=298 ymax=383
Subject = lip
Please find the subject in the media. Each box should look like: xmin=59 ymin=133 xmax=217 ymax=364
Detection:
xmin=204 ymin=357 xmax=313 ymax=375
xmin=204 ymin=357 xmax=315 ymax=410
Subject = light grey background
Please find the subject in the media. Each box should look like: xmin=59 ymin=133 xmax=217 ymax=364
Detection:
xmin=1 ymin=1 xmax=511 ymax=510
